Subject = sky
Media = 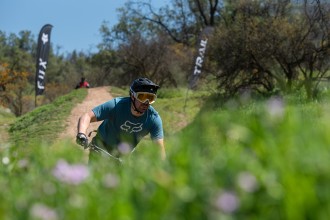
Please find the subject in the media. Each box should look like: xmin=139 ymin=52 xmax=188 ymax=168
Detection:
xmin=0 ymin=0 xmax=167 ymax=54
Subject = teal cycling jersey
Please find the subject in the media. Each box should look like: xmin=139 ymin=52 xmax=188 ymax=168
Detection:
xmin=92 ymin=97 xmax=163 ymax=151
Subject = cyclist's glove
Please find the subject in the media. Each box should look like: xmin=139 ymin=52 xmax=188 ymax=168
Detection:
xmin=76 ymin=133 xmax=88 ymax=149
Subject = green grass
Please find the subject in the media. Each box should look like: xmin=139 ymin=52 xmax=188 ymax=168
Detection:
xmin=154 ymin=88 xmax=207 ymax=135
xmin=0 ymin=107 xmax=15 ymax=124
xmin=2 ymin=88 xmax=330 ymax=220
xmin=109 ymin=86 xmax=127 ymax=97
xmin=9 ymin=89 xmax=87 ymax=146
xmin=0 ymin=107 xmax=15 ymax=146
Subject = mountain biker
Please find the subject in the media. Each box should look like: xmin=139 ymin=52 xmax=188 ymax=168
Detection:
xmin=75 ymin=77 xmax=90 ymax=89
xmin=76 ymin=77 xmax=166 ymax=163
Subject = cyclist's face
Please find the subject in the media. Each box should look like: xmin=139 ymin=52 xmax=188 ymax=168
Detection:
xmin=135 ymin=98 xmax=150 ymax=112
xmin=131 ymin=96 xmax=150 ymax=115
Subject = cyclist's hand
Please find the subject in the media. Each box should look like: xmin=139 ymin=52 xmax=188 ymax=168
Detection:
xmin=76 ymin=133 xmax=88 ymax=148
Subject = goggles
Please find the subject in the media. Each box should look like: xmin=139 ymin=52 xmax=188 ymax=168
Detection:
xmin=133 ymin=91 xmax=157 ymax=104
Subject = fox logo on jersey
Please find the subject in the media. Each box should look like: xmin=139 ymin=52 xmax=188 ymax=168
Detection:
xmin=120 ymin=121 xmax=143 ymax=133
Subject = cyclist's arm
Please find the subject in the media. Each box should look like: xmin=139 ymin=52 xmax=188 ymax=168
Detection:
xmin=77 ymin=110 xmax=97 ymax=135
xmin=154 ymin=138 xmax=166 ymax=160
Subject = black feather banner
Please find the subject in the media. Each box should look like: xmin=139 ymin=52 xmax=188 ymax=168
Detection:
xmin=189 ymin=26 xmax=214 ymax=89
xmin=35 ymin=24 xmax=53 ymax=96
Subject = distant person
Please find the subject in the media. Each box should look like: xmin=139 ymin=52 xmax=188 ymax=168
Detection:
xmin=76 ymin=77 xmax=166 ymax=163
xmin=75 ymin=77 xmax=90 ymax=89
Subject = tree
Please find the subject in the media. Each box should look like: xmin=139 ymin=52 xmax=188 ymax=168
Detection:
xmin=0 ymin=31 xmax=37 ymax=115
xmin=208 ymin=0 xmax=330 ymax=99
xmin=296 ymin=0 xmax=330 ymax=98
xmin=90 ymin=23 xmax=120 ymax=87
xmin=116 ymin=32 xmax=179 ymax=86
xmin=90 ymin=49 xmax=118 ymax=86
xmin=99 ymin=0 xmax=223 ymax=87
xmin=0 ymin=63 xmax=30 ymax=116
xmin=117 ymin=0 xmax=221 ymax=46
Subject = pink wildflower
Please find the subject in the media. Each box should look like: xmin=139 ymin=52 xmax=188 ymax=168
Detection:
xmin=30 ymin=203 xmax=58 ymax=220
xmin=52 ymin=159 xmax=89 ymax=185
xmin=215 ymin=191 xmax=240 ymax=214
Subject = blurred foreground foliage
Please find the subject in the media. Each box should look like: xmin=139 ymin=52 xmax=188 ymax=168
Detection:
xmin=1 ymin=88 xmax=330 ymax=219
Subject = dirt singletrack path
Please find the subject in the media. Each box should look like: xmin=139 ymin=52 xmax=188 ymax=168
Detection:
xmin=59 ymin=86 xmax=113 ymax=142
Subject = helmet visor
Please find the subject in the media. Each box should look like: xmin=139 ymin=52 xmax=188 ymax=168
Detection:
xmin=134 ymin=92 xmax=157 ymax=104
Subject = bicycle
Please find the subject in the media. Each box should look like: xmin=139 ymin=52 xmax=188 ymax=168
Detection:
xmin=83 ymin=130 xmax=125 ymax=165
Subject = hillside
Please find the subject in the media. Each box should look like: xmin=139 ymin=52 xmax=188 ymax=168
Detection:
xmin=7 ymin=86 xmax=202 ymax=148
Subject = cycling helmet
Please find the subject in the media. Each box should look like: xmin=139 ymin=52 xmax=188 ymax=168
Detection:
xmin=130 ymin=78 xmax=160 ymax=94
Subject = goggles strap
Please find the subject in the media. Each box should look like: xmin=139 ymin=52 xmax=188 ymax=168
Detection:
xmin=130 ymin=94 xmax=144 ymax=114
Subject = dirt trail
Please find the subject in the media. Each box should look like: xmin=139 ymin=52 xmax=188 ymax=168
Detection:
xmin=59 ymin=86 xmax=113 ymax=142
